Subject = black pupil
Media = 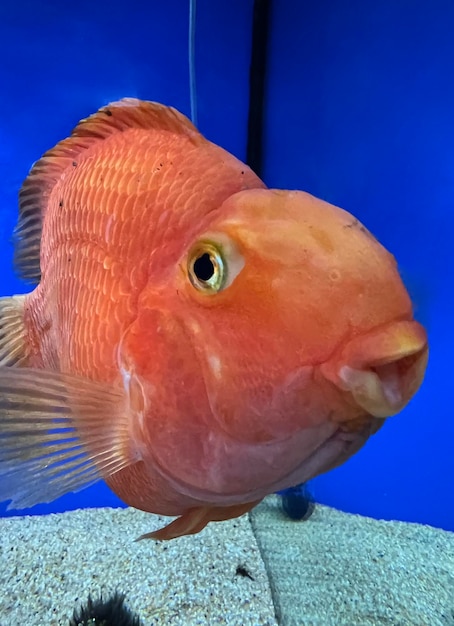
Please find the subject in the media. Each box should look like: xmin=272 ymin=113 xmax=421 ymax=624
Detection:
xmin=193 ymin=253 xmax=215 ymax=282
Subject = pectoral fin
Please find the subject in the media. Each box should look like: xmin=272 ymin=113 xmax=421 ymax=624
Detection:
xmin=0 ymin=296 xmax=30 ymax=366
xmin=0 ymin=366 xmax=139 ymax=509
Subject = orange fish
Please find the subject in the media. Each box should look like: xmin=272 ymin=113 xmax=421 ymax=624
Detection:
xmin=0 ymin=99 xmax=428 ymax=540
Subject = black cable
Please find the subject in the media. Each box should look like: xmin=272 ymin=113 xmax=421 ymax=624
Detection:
xmin=246 ymin=0 xmax=271 ymax=178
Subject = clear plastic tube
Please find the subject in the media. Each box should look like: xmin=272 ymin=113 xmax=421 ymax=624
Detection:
xmin=188 ymin=0 xmax=198 ymax=127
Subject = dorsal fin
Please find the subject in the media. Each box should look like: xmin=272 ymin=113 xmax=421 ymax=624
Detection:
xmin=14 ymin=98 xmax=202 ymax=282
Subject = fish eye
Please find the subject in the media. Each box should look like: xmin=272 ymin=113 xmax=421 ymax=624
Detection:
xmin=187 ymin=241 xmax=226 ymax=293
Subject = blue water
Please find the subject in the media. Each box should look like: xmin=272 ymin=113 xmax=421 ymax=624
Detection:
xmin=0 ymin=0 xmax=452 ymax=533
xmin=264 ymin=0 xmax=453 ymax=533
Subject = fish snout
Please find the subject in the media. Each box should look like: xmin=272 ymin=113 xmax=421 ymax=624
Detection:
xmin=321 ymin=320 xmax=428 ymax=418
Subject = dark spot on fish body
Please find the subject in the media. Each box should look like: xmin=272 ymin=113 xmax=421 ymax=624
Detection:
xmin=241 ymin=170 xmax=245 ymax=175
xmin=359 ymin=224 xmax=377 ymax=242
xmin=343 ymin=218 xmax=378 ymax=243
xmin=72 ymin=161 xmax=77 ymax=167
xmin=103 ymin=108 xmax=113 ymax=117
xmin=59 ymin=199 xmax=64 ymax=208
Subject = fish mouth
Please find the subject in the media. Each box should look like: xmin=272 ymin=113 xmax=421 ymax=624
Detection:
xmin=321 ymin=320 xmax=428 ymax=418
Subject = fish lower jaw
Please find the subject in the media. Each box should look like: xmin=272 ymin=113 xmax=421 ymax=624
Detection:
xmin=338 ymin=364 xmax=405 ymax=417
xmin=267 ymin=422 xmax=380 ymax=490
xmin=143 ymin=423 xmax=376 ymax=510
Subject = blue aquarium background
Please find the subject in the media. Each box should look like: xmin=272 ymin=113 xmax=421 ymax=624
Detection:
xmin=0 ymin=0 xmax=451 ymax=532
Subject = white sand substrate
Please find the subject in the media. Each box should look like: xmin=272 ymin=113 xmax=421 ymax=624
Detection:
xmin=0 ymin=506 xmax=277 ymax=625
xmin=1 ymin=496 xmax=453 ymax=625
xmin=250 ymin=496 xmax=454 ymax=626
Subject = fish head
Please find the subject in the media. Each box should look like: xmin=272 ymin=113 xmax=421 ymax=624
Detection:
xmin=123 ymin=188 xmax=428 ymax=503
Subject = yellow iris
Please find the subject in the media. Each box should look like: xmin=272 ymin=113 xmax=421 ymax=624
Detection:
xmin=187 ymin=241 xmax=226 ymax=294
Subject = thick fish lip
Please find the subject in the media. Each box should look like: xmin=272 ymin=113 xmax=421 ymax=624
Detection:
xmin=321 ymin=320 xmax=428 ymax=418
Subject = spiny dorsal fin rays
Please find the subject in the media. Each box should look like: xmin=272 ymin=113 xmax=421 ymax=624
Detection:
xmin=0 ymin=366 xmax=138 ymax=509
xmin=14 ymin=98 xmax=204 ymax=282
